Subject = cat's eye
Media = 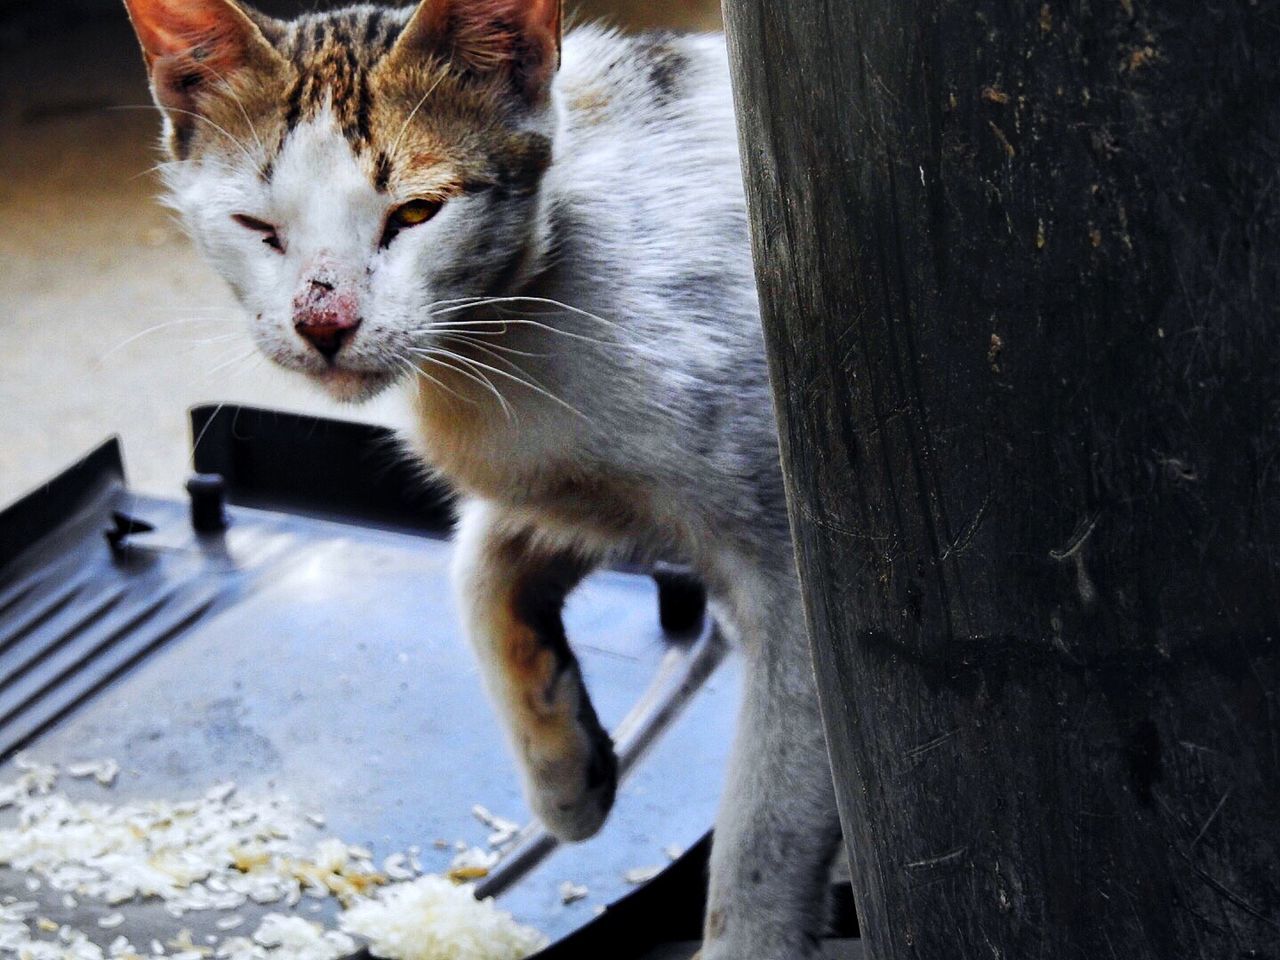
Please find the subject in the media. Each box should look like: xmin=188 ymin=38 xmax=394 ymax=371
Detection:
xmin=381 ymin=199 xmax=443 ymax=248
xmin=232 ymin=214 xmax=284 ymax=252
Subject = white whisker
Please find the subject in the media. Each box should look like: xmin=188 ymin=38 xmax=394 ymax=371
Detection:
xmin=436 ymin=332 xmax=547 ymax=359
xmin=413 ymin=350 xmax=516 ymax=421
xmin=424 ymin=295 xmax=495 ymax=309
xmin=189 ymin=400 xmax=229 ymax=468
xmin=427 ymin=296 xmax=626 ymax=332
xmin=104 ymin=317 xmax=235 ymax=359
xmin=437 ymin=335 xmax=545 ymax=381
xmin=205 ymin=346 xmax=259 ymax=379
xmin=437 ymin=335 xmax=590 ymax=421
xmin=130 ymin=159 xmax=188 ymax=181
xmin=421 ymin=317 xmax=617 ymax=347
xmin=111 ymin=104 xmax=265 ymax=177
xmin=396 ymin=356 xmax=474 ymax=406
xmin=191 ymin=61 xmax=267 ymax=158
xmin=412 ymin=346 xmax=589 ymax=422
xmin=391 ymin=71 xmax=449 ymax=160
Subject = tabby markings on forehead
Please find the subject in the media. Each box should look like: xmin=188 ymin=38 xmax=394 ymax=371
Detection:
xmin=276 ymin=8 xmax=408 ymax=152
xmin=373 ymin=151 xmax=393 ymax=193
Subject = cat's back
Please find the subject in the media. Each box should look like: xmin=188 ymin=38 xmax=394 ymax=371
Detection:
xmin=553 ymin=28 xmax=744 ymax=203
xmin=558 ymin=28 xmax=734 ymax=127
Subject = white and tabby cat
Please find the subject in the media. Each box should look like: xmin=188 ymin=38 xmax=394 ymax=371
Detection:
xmin=122 ymin=0 xmax=842 ymax=955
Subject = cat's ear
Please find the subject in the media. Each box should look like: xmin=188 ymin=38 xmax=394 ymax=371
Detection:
xmin=388 ymin=0 xmax=563 ymax=105
xmin=122 ymin=0 xmax=282 ymax=116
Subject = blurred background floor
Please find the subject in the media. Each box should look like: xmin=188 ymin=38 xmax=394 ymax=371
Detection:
xmin=0 ymin=0 xmax=722 ymax=506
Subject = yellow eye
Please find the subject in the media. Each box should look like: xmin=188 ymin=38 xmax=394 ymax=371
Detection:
xmin=393 ymin=199 xmax=442 ymax=227
xmin=382 ymin=199 xmax=444 ymax=248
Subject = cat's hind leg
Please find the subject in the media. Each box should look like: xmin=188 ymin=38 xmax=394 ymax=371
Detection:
xmin=703 ymin=587 xmax=843 ymax=959
xmin=452 ymin=499 xmax=618 ymax=842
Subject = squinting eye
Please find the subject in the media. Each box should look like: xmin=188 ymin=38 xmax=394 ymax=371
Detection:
xmin=232 ymin=214 xmax=283 ymax=252
xmin=381 ymin=198 xmax=443 ymax=248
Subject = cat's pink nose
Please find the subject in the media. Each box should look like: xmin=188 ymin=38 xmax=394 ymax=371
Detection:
xmin=296 ymin=317 xmax=360 ymax=359
xmin=293 ymin=277 xmax=361 ymax=361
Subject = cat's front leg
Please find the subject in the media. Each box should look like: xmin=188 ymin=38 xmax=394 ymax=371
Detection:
xmin=703 ymin=592 xmax=844 ymax=960
xmin=452 ymin=499 xmax=618 ymax=842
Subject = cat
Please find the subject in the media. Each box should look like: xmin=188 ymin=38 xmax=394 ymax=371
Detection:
xmin=122 ymin=1 xmax=843 ymax=955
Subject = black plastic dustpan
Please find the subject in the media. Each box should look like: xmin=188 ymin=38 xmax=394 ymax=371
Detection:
xmin=0 ymin=404 xmax=745 ymax=958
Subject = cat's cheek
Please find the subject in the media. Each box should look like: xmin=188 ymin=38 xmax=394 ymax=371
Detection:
xmin=372 ymin=248 xmax=423 ymax=296
xmin=222 ymin=274 xmax=252 ymax=307
xmin=246 ymin=321 xmax=291 ymax=370
xmin=367 ymin=264 xmax=429 ymax=336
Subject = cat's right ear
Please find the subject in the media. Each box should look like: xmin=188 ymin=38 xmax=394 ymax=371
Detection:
xmin=388 ymin=0 xmax=563 ymax=106
xmin=122 ymin=0 xmax=281 ymax=118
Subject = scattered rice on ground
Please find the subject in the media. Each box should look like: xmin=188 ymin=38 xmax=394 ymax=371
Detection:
xmin=0 ymin=758 xmax=545 ymax=960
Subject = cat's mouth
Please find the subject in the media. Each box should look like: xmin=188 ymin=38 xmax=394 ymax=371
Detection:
xmin=255 ymin=314 xmax=400 ymax=403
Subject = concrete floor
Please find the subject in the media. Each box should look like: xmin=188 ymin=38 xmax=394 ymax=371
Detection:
xmin=0 ymin=0 xmax=721 ymax=507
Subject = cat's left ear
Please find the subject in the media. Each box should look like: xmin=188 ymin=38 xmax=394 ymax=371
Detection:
xmin=122 ymin=0 xmax=283 ymax=117
xmin=388 ymin=0 xmax=563 ymax=105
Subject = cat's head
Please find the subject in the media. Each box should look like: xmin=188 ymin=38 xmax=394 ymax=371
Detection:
xmin=124 ymin=0 xmax=561 ymax=402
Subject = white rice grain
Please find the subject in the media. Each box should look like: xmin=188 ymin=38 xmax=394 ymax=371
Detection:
xmin=340 ymin=876 xmax=546 ymax=960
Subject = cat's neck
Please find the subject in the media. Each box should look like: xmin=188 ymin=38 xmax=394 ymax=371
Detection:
xmin=411 ymin=28 xmax=752 ymax=502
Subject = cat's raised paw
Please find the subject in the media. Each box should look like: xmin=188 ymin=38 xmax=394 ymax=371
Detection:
xmin=526 ymin=724 xmax=617 ymax=842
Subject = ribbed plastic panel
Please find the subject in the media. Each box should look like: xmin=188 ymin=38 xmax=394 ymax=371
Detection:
xmin=0 ymin=409 xmax=752 ymax=958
